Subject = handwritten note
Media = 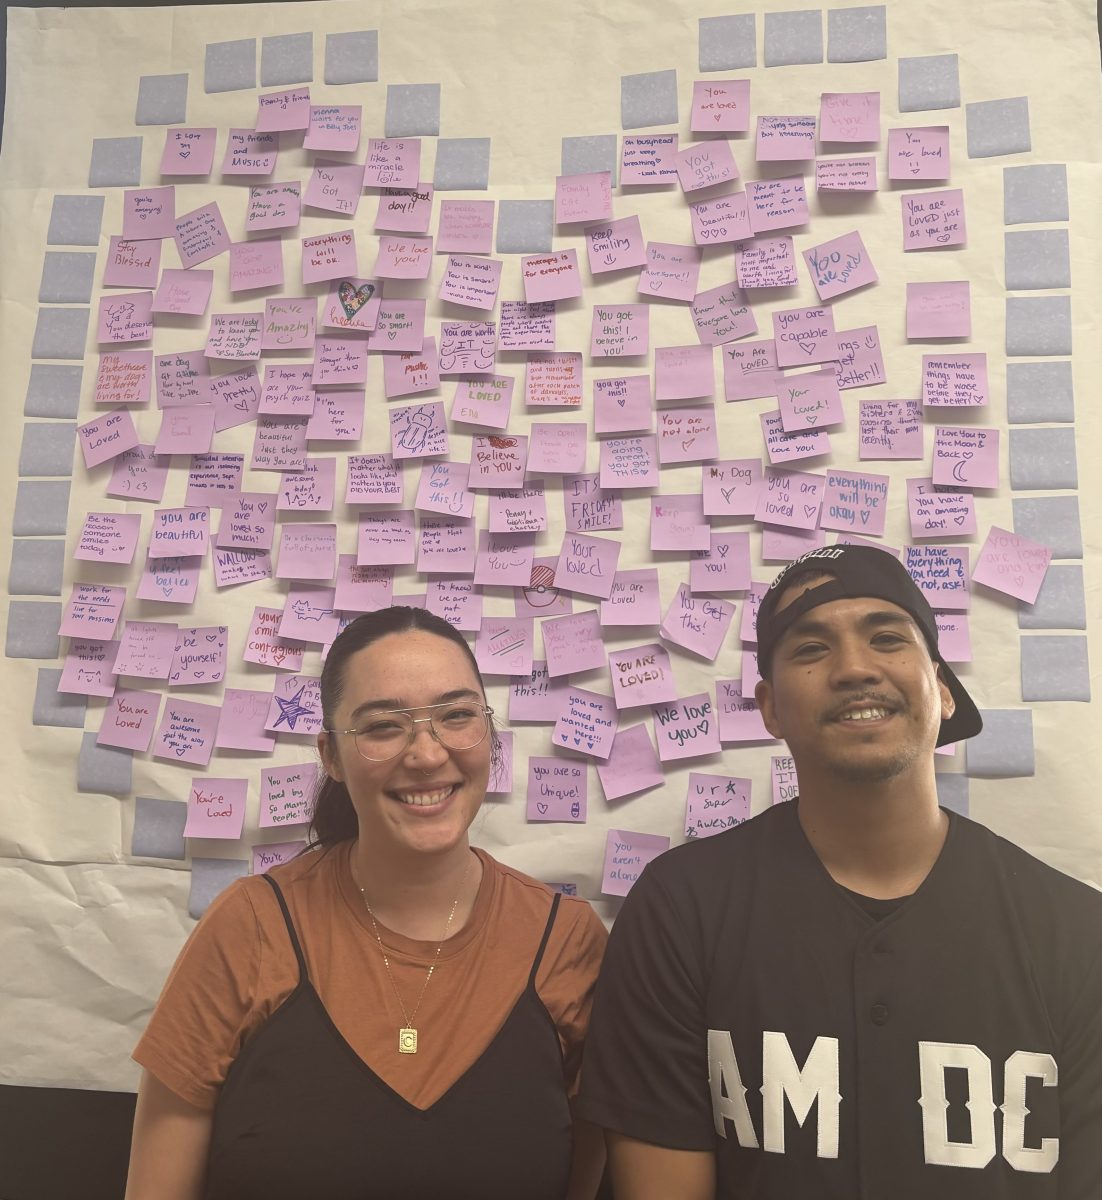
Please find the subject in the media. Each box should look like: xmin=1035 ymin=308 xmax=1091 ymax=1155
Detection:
xmin=803 ymin=230 xmax=877 ymax=301
xmin=921 ymin=354 xmax=988 ymax=407
xmin=526 ymin=758 xmax=587 ymax=822
xmin=585 ymin=215 xmax=647 ymax=274
xmin=362 ymin=137 xmax=420 ymax=188
xmin=746 ymin=177 xmax=808 ymax=233
xmin=702 ymin=459 xmax=763 ymax=517
xmin=246 ymin=182 xmax=301 ymax=232
xmin=304 ymin=105 xmax=362 ymax=154
xmin=821 ymin=470 xmax=889 ymax=535
xmin=600 ymin=568 xmax=662 ymax=626
xmin=542 ymin=610 xmax=607 ymax=677
xmin=555 ymin=171 xmax=613 ymax=223
xmin=675 ymin=140 xmax=739 ymax=191
xmin=556 ymin=532 xmax=620 ymax=599
xmin=174 ymin=203 xmax=230 ymax=268
xmin=772 ymin=306 xmax=838 ymax=366
xmin=600 ymin=829 xmax=670 ymax=896
xmin=819 ymin=91 xmax=879 ymax=142
xmin=94 ymin=352 xmax=151 ymax=407
xmin=638 ymin=241 xmax=701 ymax=301
xmin=437 ymin=199 xmax=495 ymax=254
xmin=522 ymin=249 xmax=582 ymax=303
xmin=563 ymin=474 xmax=622 ymax=534
xmin=888 ymin=126 xmax=950 ymax=181
xmin=756 ymin=115 xmax=817 ymax=161
xmin=717 ymin=678 xmax=773 ymax=743
xmin=652 ymin=692 xmax=722 ymax=761
xmin=499 ymin=301 xmax=555 ymax=351
xmin=685 ymin=773 xmax=752 ymax=839
xmin=931 ymin=427 xmax=999 ymax=489
xmin=552 ymin=688 xmax=618 ymax=759
xmin=904 ymin=546 xmax=971 ymax=611
xmin=621 ymin=134 xmax=679 ymax=184
xmin=96 ymin=689 xmax=160 ymax=753
xmin=754 ymin=467 xmax=825 ymax=531
xmin=723 ymin=338 xmax=782 ymax=401
xmin=593 ymin=376 xmax=652 ymax=434
xmin=690 ymin=283 xmax=756 ymax=346
xmin=659 ymin=585 xmax=734 ymax=661
xmin=907 ymin=477 xmax=976 ymax=539
xmin=161 ymin=127 xmax=216 ymax=176
xmin=907 ymin=281 xmax=971 ymax=339
xmin=260 ymin=762 xmax=317 ymax=826
xmin=691 ymin=79 xmax=750 ymax=132
xmin=78 ymin=409 xmax=139 ymax=468
xmin=815 ymin=156 xmax=877 ymax=191
xmin=590 ymin=304 xmax=649 ymax=358
xmin=736 ymin=237 xmax=797 ymax=289
xmin=902 ymin=188 xmax=966 ymax=250
xmin=526 ymin=352 xmax=583 ymax=407
xmin=859 ymin=399 xmax=924 ymax=459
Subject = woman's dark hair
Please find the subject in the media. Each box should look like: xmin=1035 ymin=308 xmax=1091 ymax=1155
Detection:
xmin=307 ymin=606 xmax=498 ymax=850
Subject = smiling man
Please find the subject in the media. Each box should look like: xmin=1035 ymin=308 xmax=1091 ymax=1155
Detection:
xmin=579 ymin=544 xmax=1102 ymax=1199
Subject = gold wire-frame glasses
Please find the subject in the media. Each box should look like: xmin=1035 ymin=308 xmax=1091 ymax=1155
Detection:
xmin=324 ymin=699 xmax=495 ymax=762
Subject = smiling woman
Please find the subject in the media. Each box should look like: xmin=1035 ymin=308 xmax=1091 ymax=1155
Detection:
xmin=125 ymin=607 xmax=608 ymax=1200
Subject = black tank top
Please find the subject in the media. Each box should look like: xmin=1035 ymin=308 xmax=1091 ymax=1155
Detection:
xmin=203 ymin=877 xmax=573 ymax=1200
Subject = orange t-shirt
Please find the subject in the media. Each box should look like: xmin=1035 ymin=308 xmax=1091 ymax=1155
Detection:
xmin=134 ymin=845 xmax=607 ymax=1111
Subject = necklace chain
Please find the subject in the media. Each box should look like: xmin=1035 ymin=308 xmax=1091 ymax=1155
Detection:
xmin=359 ymin=854 xmax=472 ymax=1054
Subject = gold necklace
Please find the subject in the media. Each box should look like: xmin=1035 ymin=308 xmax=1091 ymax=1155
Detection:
xmin=359 ymin=855 xmax=472 ymax=1055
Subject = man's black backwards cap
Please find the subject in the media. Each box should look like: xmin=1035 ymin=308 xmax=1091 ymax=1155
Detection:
xmin=755 ymin=544 xmax=983 ymax=748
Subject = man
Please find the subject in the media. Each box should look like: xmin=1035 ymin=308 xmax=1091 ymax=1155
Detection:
xmin=579 ymin=544 xmax=1102 ymax=1198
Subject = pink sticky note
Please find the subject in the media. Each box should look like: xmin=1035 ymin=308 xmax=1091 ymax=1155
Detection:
xmin=608 ymin=642 xmax=677 ymax=708
xmin=755 ymin=467 xmax=825 ymax=531
xmin=600 ymin=567 xmax=662 ymax=626
xmin=907 ymin=477 xmax=976 ymax=540
xmin=439 ymin=254 xmax=501 ymax=309
xmin=122 ymin=186 xmax=176 ymax=239
xmin=590 ymin=303 xmax=649 ymax=358
xmin=106 ymin=445 xmax=168 ymax=502
xmin=279 ymin=584 xmax=339 ymax=643
xmin=526 ymin=352 xmax=583 ymax=408
xmin=78 ymin=408 xmax=139 ymax=468
xmin=597 ymin=727 xmax=664 ymax=802
xmin=97 ymin=291 xmax=153 ymax=344
xmin=469 ymin=435 xmax=529 ymax=489
xmin=149 ymin=506 xmax=209 ymax=558
xmin=621 ymin=133 xmax=679 ymax=185
xmin=190 ymin=451 xmax=246 ymax=510
xmin=907 ymin=281 xmax=971 ymax=339
xmin=357 ymin=511 xmax=415 ymax=566
xmin=169 ymin=625 xmax=227 ymax=687
xmin=904 ymin=546 xmax=971 ymax=611
xmin=552 ymin=688 xmax=618 ymax=759
xmin=437 ymin=318 xmax=496 ymax=373
xmin=103 ymin=237 xmax=161 ymax=289
xmin=526 ymin=758 xmax=587 ymax=823
xmin=301 ymin=231 xmax=358 ymax=285
xmin=60 ymin=584 xmax=124 ymax=642
xmin=415 ymin=460 xmax=474 ymax=519
xmin=474 ymin=615 xmax=535 ymax=677
xmin=593 ymin=375 xmax=652 ymax=434
xmin=555 ymin=172 xmax=613 ymax=224
xmin=303 ymin=104 xmax=361 ymax=153
xmin=161 ymin=128 xmax=216 ymax=176
xmin=345 ymin=454 xmax=403 ymax=506
xmin=227 ymin=238 xmax=283 ymax=293
xmin=638 ymin=242 xmax=701 ymax=302
xmin=205 ymin=312 xmax=263 ymax=360
xmin=489 ymin=485 xmax=547 ymax=534
xmin=563 ymin=473 xmax=623 ymax=534
xmin=417 ymin=516 xmax=477 ymax=575
xmin=174 ymin=203 xmax=230 ymax=268
xmin=859 ymin=399 xmax=924 ymax=459
xmin=936 ymin=614 xmax=972 ymax=664
xmin=259 ymin=364 xmax=314 ymax=417
xmin=819 ymin=92 xmax=879 ymax=142
xmin=693 ymin=192 xmax=754 ymax=253
xmin=303 ymin=160 xmax=363 ymax=217
xmin=772 ymin=305 xmax=838 ymax=367
xmin=156 ymin=350 xmax=209 ymax=408
xmin=389 ymin=402 xmax=448 ymax=461
xmin=702 ymin=458 xmax=763 ymax=517
xmin=656 ymin=407 xmax=719 ymax=465
xmin=94 ymin=351 xmax=152 ymax=407
xmin=59 ymin=638 xmax=119 ymax=698
xmin=762 ymin=525 xmax=826 ymax=561
xmin=685 ymin=773 xmax=752 ymax=839
xmin=276 ymin=523 xmax=337 ymax=581
xmin=115 ymin=620 xmax=178 ymax=679
xmin=312 ymin=336 xmax=369 ymax=387
xmin=246 ymin=181 xmax=301 ymax=232
xmin=833 ymin=325 xmax=885 ymax=390
xmin=251 ymin=414 xmax=310 ymax=470
xmin=375 ymin=235 xmax=433 ymax=280
xmin=542 ymin=609 xmax=607 ymax=677
xmin=215 ymin=688 xmax=277 ymax=749
xmin=451 ymin=375 xmax=513 ymax=429
xmin=306 ymin=389 xmax=363 ymax=441
xmin=255 ymin=87 xmax=311 ymax=132
xmin=522 ymin=249 xmax=583 ymax=303
xmin=736 ymin=237 xmax=798 ymax=288
xmin=660 ymin=585 xmax=735 ymax=661
xmin=75 ymin=512 xmax=141 ymax=563
xmin=204 ymin=366 xmax=259 ymax=431
xmin=888 ymin=126 xmax=950 ymax=181
xmin=499 ymin=301 xmax=555 ymax=351
xmin=723 ymin=337 xmax=783 ymax=401
xmin=211 ymin=543 xmax=273 ymax=588
xmin=436 ymin=199 xmax=495 ymax=254
xmin=363 ymin=138 xmax=420 ymax=189
xmin=183 ymin=778 xmax=247 ymax=839
xmin=528 ymin=423 xmax=586 ymax=475
xmin=135 ymin=550 xmax=202 ymax=603
xmin=259 ymin=762 xmax=318 ymax=827
xmin=756 ymin=115 xmax=817 ymax=161
xmin=253 ymin=841 xmax=308 ymax=873
xmin=242 ymin=606 xmax=305 ymax=670
xmin=556 ymin=532 xmax=620 ymax=599
xmin=655 ymin=345 xmax=714 ymax=401
xmin=96 ymin=689 xmax=160 ymax=752
xmin=652 ymin=692 xmax=722 ymax=761
xmin=717 ymin=678 xmax=774 ymax=743
xmin=216 ymin=492 xmax=277 ymax=550
xmin=902 ymin=188 xmax=967 ymax=250
xmin=932 ymin=427 xmax=1000 ymax=489
xmin=509 ymin=661 xmax=571 ymax=722
xmin=265 ymin=675 xmax=323 ymax=736
xmin=821 ymin=469 xmax=890 ymax=536
xmin=599 ymin=435 xmax=659 ymax=489
xmin=974 ymin=527 xmax=1052 ymax=604
xmin=691 ymin=78 xmax=751 ymax=132
xmin=153 ymin=405 xmax=216 ymax=456
xmin=770 ymin=755 xmax=798 ymax=805
xmin=381 ymin=335 xmax=439 ymax=398
xmin=602 ymin=824 xmax=673 ymax=893
xmin=221 ymin=129 xmax=279 ymax=176
xmin=746 ymin=177 xmax=809 ymax=233
xmin=803 ymin=230 xmax=878 ymax=301
xmin=815 ymin=156 xmax=878 ymax=192
xmin=375 ymin=182 xmax=434 ymax=233
xmin=584 ymin=215 xmax=647 ymax=274
xmin=761 ymin=410 xmax=831 ymax=465
xmin=334 ymin=556 xmax=394 ymax=613
xmin=922 ymin=354 xmax=988 ymax=407
xmin=151 ymin=269 xmax=213 ymax=317
xmin=777 ymin=368 xmax=842 ymax=433
xmin=690 ymin=531 xmax=752 ymax=594
xmin=675 ymin=141 xmax=739 ymax=192
xmin=320 ymin=278 xmax=379 ymax=334
xmin=690 ymin=283 xmax=756 ymax=348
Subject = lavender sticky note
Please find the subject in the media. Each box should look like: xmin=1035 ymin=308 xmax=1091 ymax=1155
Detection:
xmin=384 ymin=83 xmax=441 ymax=137
xmin=597 ymin=725 xmax=664 ymax=803
xmin=699 ymin=14 xmax=756 ymax=70
xmin=135 ymin=73 xmax=188 ymax=125
xmin=1006 ymin=297 xmax=1072 ymax=357
xmin=1017 ymin=565 xmax=1086 ymax=631
xmin=47 ymin=195 xmax=104 ymax=246
xmin=77 ymin=733 xmax=132 ymax=796
xmin=25 ymin=364 xmax=83 ymax=419
xmin=1003 ymin=163 xmax=1068 ymax=224
xmin=621 ymin=69 xmax=678 ymax=130
xmin=601 ymin=829 xmax=670 ymax=897
xmin=898 ymin=53 xmax=960 ymax=112
xmin=1006 ymin=361 xmax=1073 ymax=425
xmin=965 ymin=710 xmax=1034 ymax=778
xmin=205 ymin=37 xmax=256 ymax=93
xmin=1008 ymin=428 xmax=1077 ymax=491
xmin=827 ymin=6 xmax=887 ymax=62
xmin=966 ymin=97 xmax=1030 ymax=159
xmin=1012 ymin=496 xmax=1081 ymax=559
xmin=132 ymin=796 xmax=187 ymax=860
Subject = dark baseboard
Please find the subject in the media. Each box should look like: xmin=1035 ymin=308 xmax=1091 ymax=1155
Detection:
xmin=0 ymin=1085 xmax=135 ymax=1200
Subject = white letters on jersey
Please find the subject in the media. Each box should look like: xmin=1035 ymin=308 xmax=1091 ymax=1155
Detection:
xmin=1001 ymin=1051 xmax=1059 ymax=1173
xmin=708 ymin=1029 xmax=759 ymax=1147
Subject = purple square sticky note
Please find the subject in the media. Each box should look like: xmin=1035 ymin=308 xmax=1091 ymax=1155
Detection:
xmin=803 ymin=230 xmax=877 ymax=301
xmin=654 ymin=345 xmax=714 ymax=402
xmin=973 ymin=527 xmax=1051 ymax=604
xmin=437 ymin=199 xmax=495 ymax=254
xmin=161 ymin=127 xmax=216 ymax=176
xmin=598 ymin=436 xmax=659 ymax=489
xmin=416 ymin=517 xmax=476 ymax=575
xmin=473 ymin=531 xmax=535 ymax=588
xmin=746 ymin=177 xmax=809 ymax=233
xmin=230 ymin=238 xmax=284 ymax=293
xmin=183 ymin=777 xmax=248 ymax=840
xmin=357 ymin=511 xmax=415 ymax=566
xmin=833 ymin=325 xmax=885 ymax=391
xmin=522 ymin=249 xmax=583 ymax=303
xmin=821 ymin=469 xmax=890 ymax=536
xmin=651 ymin=494 xmax=710 ymax=551
xmin=601 ymin=829 xmax=671 ymax=897
xmin=904 ymin=546 xmax=971 ymax=611
xmin=815 ymin=156 xmax=878 ymax=192
xmin=246 ymin=182 xmax=302 ymax=232
xmin=702 ymin=459 xmax=762 ymax=517
xmin=755 ymin=467 xmax=825 ymax=531
xmin=122 ymin=186 xmax=176 ymax=239
xmin=244 ymin=606 xmax=305 ymax=671
xmin=541 ymin=609 xmax=608 ymax=678
xmin=221 ymin=130 xmax=279 ymax=177
xmin=97 ymin=292 xmax=153 ymax=344
xmin=304 ymin=160 xmax=363 ymax=217
xmin=902 ymin=188 xmax=966 ymax=250
xmin=931 ymin=427 xmax=999 ymax=489
xmin=652 ymin=692 xmax=722 ymax=762
xmin=859 ymin=399 xmax=924 ymax=460
xmin=150 ymin=506 xmax=210 ymax=558
xmin=777 ymin=368 xmax=842 ymax=433
xmin=78 ymin=409 xmax=140 ymax=468
xmin=255 ymin=87 xmax=311 ymax=132
xmin=528 ymin=423 xmax=586 ymax=475
xmin=526 ymin=758 xmax=587 ymax=823
xmin=690 ymin=531 xmax=752 ymax=595
xmin=717 ymin=678 xmax=774 ymax=743
xmin=301 ymin=231 xmax=358 ymax=285
xmin=103 ymin=237 xmax=162 ymax=289
xmin=153 ymin=698 xmax=220 ymax=765
xmin=585 ymin=215 xmax=647 ymax=274
xmin=660 ymin=585 xmax=735 ymax=661
xmin=689 ymin=191 xmax=752 ymax=247
xmin=384 ymin=338 xmax=439 ymax=399
xmin=170 ymin=625 xmax=228 ymax=687
xmin=152 ymin=269 xmax=213 ymax=317
xmin=590 ymin=303 xmax=649 ymax=358
xmin=259 ymin=762 xmax=317 ymax=827
xmin=96 ymin=689 xmax=161 ymax=752
xmin=888 ymin=126 xmax=950 ymax=181
xmin=638 ymin=242 xmax=701 ymax=301
xmin=921 ymin=354 xmax=988 ymax=407
xmin=552 ymin=688 xmax=618 ymax=759
xmin=690 ymin=283 xmax=756 ymax=346
xmin=608 ymin=642 xmax=677 ymax=709
xmin=153 ymin=405 xmax=216 ymax=456
xmin=819 ymin=91 xmax=879 ymax=142
xmin=375 ymin=234 xmax=433 ymax=280
xmin=265 ymin=675 xmax=323 ymax=736
xmin=621 ymin=133 xmax=679 ymax=185
xmin=556 ymin=532 xmax=620 ymax=599
xmin=509 ymin=661 xmax=570 ymax=723
xmin=593 ymin=375 xmax=652 ymax=435
xmin=390 ymin=402 xmax=448 ymax=461
xmin=474 ymin=615 xmax=535 ymax=678
xmin=600 ymin=568 xmax=662 ymax=627
xmin=596 ymin=725 xmax=664 ymax=802
xmin=174 ymin=203 xmax=231 ymax=268
xmin=94 ymin=351 xmax=153 ymax=407
xmin=756 ymin=114 xmax=817 ymax=161
xmin=907 ymin=477 xmax=976 ymax=540
xmin=555 ymin=171 xmax=613 ymax=224
xmin=772 ymin=305 xmax=838 ymax=367
xmin=675 ymin=140 xmax=740 ymax=192
xmin=691 ymin=79 xmax=751 ymax=132
xmin=305 ymin=105 xmax=362 ymax=153
xmin=362 ymin=138 xmax=420 ymax=188
xmin=685 ymin=773 xmax=752 ymax=839
xmin=375 ymin=182 xmax=434 ymax=233
xmin=75 ymin=512 xmax=141 ymax=564
xmin=723 ymin=337 xmax=782 ymax=400
xmin=736 ymin=237 xmax=797 ymax=289
xmin=907 ymin=281 xmax=971 ymax=339
xmin=761 ymin=411 xmax=831 ymax=466
xmin=526 ymin=352 xmax=583 ymax=409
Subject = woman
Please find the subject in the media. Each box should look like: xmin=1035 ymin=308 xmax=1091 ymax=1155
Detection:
xmin=126 ymin=606 xmax=608 ymax=1199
